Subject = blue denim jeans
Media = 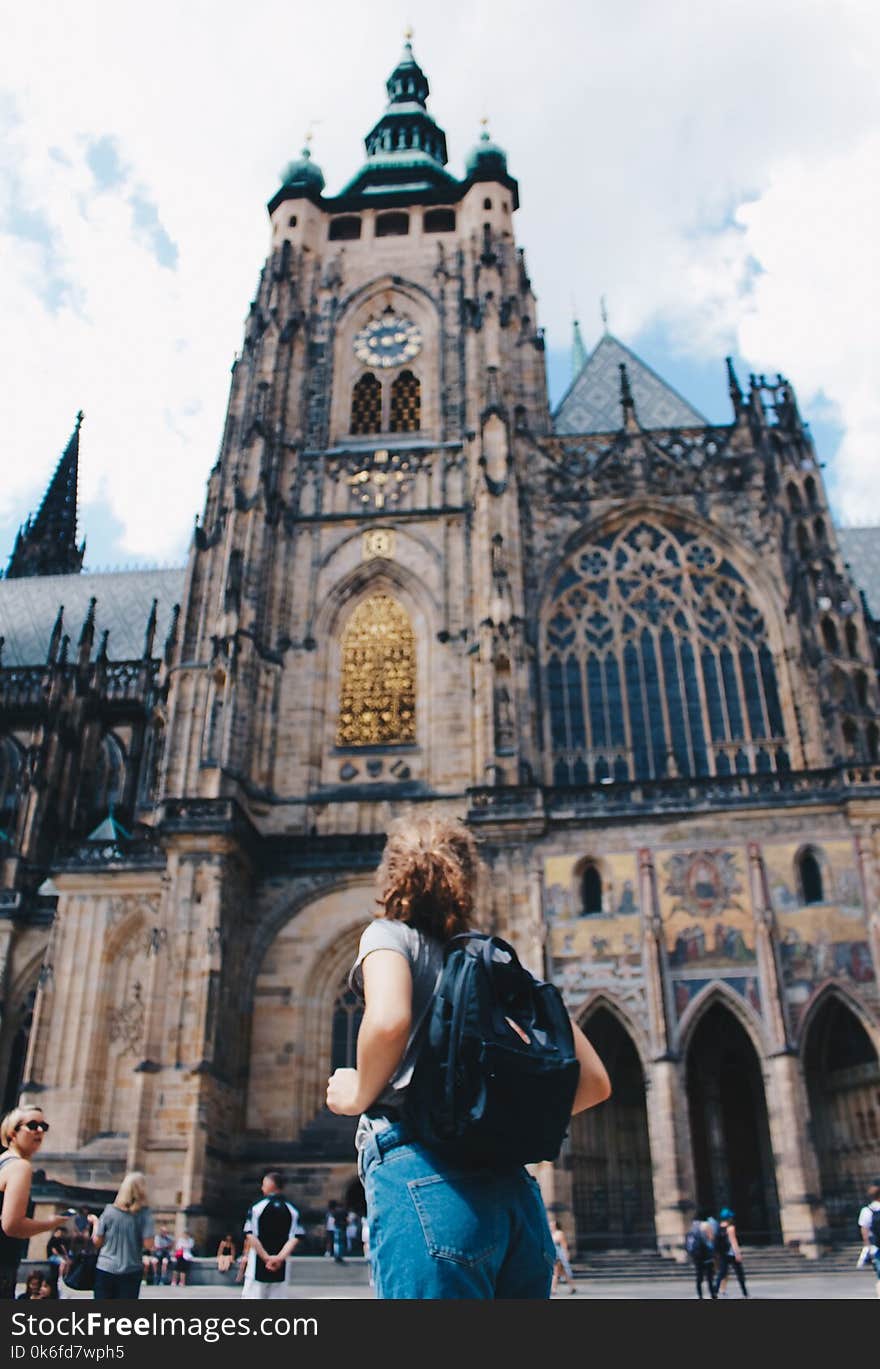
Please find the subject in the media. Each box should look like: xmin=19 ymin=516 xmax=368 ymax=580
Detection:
xmin=361 ymin=1122 xmax=555 ymax=1299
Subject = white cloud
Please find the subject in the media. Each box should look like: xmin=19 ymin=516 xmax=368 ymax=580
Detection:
xmin=1 ymin=0 xmax=878 ymax=559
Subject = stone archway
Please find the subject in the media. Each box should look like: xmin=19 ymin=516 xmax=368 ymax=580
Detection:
xmin=686 ymin=1001 xmax=781 ymax=1243
xmin=803 ymin=992 xmax=880 ymax=1236
xmin=570 ymin=1007 xmax=655 ymax=1250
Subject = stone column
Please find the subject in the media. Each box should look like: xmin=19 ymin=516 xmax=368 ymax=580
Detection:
xmin=856 ymin=829 xmax=880 ymax=976
xmin=763 ymin=1051 xmax=827 ymax=1257
xmin=638 ymin=848 xmax=692 ymax=1259
xmin=747 ymin=842 xmax=789 ymax=1050
xmin=747 ymin=841 xmax=825 ymax=1255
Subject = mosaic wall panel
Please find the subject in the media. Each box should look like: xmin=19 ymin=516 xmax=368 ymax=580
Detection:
xmin=544 ymin=852 xmax=644 ymax=1027
xmin=763 ymin=837 xmax=872 ymax=1031
xmin=659 ymin=846 xmax=756 ymax=971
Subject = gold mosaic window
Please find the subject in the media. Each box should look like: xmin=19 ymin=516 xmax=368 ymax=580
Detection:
xmin=389 ymin=370 xmax=421 ymax=433
xmin=337 ymin=595 xmax=416 ymax=747
xmin=350 ymin=372 xmax=382 ymax=435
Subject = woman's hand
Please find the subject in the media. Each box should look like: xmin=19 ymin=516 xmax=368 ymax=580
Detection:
xmin=326 ymin=1068 xmax=364 ymax=1116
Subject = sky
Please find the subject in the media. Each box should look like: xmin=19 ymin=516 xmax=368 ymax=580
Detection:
xmin=1 ymin=0 xmax=878 ymax=570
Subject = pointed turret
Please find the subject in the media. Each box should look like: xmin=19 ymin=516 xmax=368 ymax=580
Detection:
xmin=726 ymin=356 xmax=744 ymax=416
xmin=619 ymin=363 xmax=639 ymax=432
xmin=5 ymin=413 xmax=86 ymax=579
xmin=572 ymin=318 xmax=588 ymax=381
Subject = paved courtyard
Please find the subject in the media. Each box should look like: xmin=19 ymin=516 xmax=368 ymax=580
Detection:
xmin=47 ymin=1270 xmax=877 ymax=1300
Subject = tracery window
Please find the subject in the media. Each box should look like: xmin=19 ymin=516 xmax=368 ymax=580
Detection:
xmin=543 ymin=521 xmax=788 ymax=785
xmin=337 ymin=594 xmax=416 ymax=747
xmin=350 ymin=373 xmax=382 ymax=435
xmin=389 ymin=370 xmax=420 ymax=433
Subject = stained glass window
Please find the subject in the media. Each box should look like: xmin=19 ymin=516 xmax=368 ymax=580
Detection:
xmin=337 ymin=595 xmax=416 ymax=746
xmin=389 ymin=370 xmax=421 ymax=433
xmin=350 ymin=373 xmax=382 ymax=435
xmin=543 ymin=521 xmax=788 ymax=784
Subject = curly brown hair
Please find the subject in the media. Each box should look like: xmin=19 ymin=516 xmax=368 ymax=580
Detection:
xmin=376 ymin=813 xmax=481 ymax=941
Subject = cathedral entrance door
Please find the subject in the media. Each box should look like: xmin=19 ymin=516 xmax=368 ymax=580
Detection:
xmin=686 ymin=1001 xmax=781 ymax=1244
xmin=803 ymin=994 xmax=880 ymax=1238
xmin=570 ymin=1008 xmax=655 ymax=1251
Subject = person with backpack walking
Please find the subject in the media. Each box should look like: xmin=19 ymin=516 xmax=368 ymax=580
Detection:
xmin=685 ymin=1211 xmax=717 ymax=1299
xmin=857 ymin=1181 xmax=880 ymax=1294
xmin=326 ymin=813 xmax=611 ymax=1299
xmin=712 ymin=1207 xmax=748 ymax=1297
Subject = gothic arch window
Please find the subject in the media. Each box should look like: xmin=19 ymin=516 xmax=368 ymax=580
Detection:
xmin=797 ymin=848 xmax=824 ymax=905
xmin=846 ymin=621 xmax=859 ymax=658
xmin=805 ymin=475 xmax=819 ymax=509
xmin=868 ymin=723 xmax=879 ymax=762
xmin=337 ymin=594 xmax=416 ymax=747
xmin=842 ymin=718 xmax=860 ymax=756
xmin=796 ymin=524 xmax=810 ymax=557
xmin=543 ymin=521 xmax=789 ymax=785
xmin=821 ymin=617 xmax=839 ymax=654
xmin=89 ymin=733 xmax=126 ymax=825
xmin=581 ymin=863 xmax=603 ymax=916
xmin=0 ymin=737 xmax=22 ymax=829
xmin=814 ymin=517 xmax=826 ymax=543
xmin=389 ymin=370 xmax=420 ymax=433
xmin=786 ymin=482 xmax=802 ymax=513
xmin=331 ymin=982 xmax=363 ymax=1072
xmin=351 ymin=373 xmax=382 ymax=435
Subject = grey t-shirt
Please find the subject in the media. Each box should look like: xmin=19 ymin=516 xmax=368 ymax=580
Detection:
xmin=349 ymin=919 xmax=444 ymax=1152
xmin=96 ymin=1205 xmax=155 ymax=1276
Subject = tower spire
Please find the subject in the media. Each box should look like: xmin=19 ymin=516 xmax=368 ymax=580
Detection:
xmin=5 ymin=412 xmax=86 ymax=579
xmin=572 ymin=317 xmax=588 ymax=380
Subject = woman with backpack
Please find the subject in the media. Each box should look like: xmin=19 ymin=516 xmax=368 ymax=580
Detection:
xmin=326 ymin=813 xmax=611 ymax=1299
xmin=713 ymin=1207 xmax=748 ymax=1297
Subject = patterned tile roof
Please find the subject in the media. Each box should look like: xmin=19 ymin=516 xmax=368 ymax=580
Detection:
xmin=837 ymin=527 xmax=880 ymax=620
xmin=553 ymin=333 xmax=708 ymax=434
xmin=0 ymin=567 xmax=186 ymax=666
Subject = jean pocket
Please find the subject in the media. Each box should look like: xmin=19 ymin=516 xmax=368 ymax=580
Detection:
xmin=407 ymin=1172 xmax=502 ymax=1267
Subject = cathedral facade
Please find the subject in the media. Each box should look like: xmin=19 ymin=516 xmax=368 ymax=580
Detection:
xmin=2 ymin=41 xmax=880 ymax=1257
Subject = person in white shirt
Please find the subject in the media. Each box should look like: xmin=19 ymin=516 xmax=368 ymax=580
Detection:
xmin=857 ymin=1182 xmax=880 ymax=1294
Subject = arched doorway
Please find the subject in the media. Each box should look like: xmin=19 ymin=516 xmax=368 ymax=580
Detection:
xmin=686 ymin=1001 xmax=781 ymax=1243
xmin=803 ymin=994 xmax=880 ymax=1236
xmin=570 ymin=1008 xmax=655 ymax=1250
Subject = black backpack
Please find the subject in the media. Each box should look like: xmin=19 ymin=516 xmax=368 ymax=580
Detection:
xmin=870 ymin=1207 xmax=880 ymax=1247
xmin=403 ymin=933 xmax=581 ymax=1165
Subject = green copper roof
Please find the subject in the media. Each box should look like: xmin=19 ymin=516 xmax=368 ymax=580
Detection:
xmin=279 ymin=145 xmax=325 ymax=194
xmin=465 ymin=127 xmax=509 ymax=179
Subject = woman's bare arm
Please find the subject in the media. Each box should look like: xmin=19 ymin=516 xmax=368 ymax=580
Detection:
xmin=326 ymin=949 xmax=412 ymax=1116
xmin=0 ymin=1161 xmax=64 ymax=1239
xmin=570 ymin=1019 xmax=612 ymax=1114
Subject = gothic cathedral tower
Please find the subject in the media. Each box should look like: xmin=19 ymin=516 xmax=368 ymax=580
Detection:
xmin=15 ymin=38 xmax=880 ymax=1257
xmin=22 ymin=40 xmax=554 ymax=1234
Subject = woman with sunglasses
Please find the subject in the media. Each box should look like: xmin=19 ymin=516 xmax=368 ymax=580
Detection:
xmin=0 ymin=1107 xmax=68 ymax=1300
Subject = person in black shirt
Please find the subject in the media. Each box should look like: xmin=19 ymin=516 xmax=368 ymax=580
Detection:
xmin=0 ymin=1107 xmax=71 ymax=1300
xmin=241 ymin=1172 xmax=300 ymax=1300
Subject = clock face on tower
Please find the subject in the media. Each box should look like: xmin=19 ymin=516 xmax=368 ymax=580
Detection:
xmin=353 ymin=314 xmax=422 ymax=369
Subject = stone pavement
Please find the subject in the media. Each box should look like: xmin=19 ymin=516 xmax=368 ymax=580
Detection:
xmin=47 ymin=1269 xmax=877 ymax=1300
